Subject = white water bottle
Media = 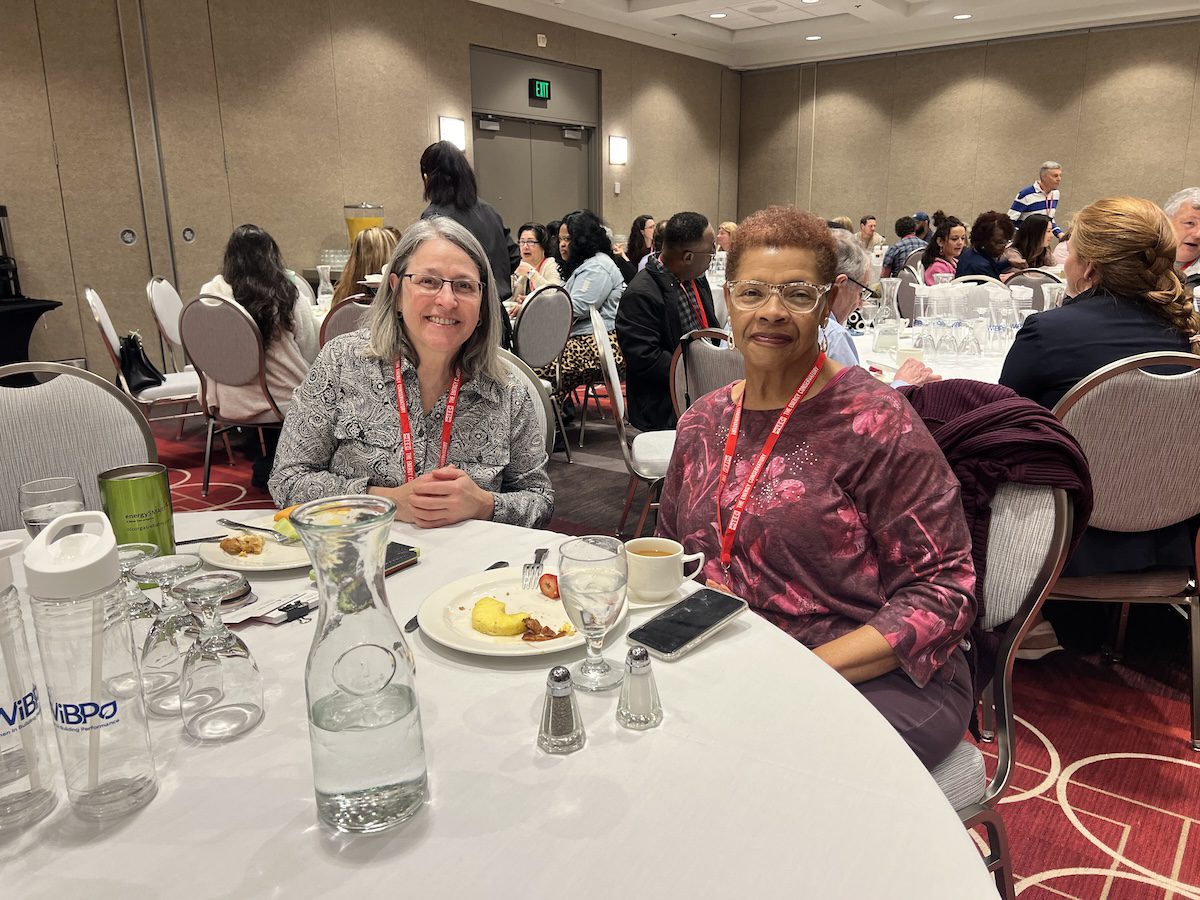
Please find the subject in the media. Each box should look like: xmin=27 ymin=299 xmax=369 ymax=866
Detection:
xmin=24 ymin=512 xmax=157 ymax=821
xmin=0 ymin=538 xmax=58 ymax=832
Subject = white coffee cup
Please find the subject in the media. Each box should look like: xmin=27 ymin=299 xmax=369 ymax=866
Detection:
xmin=624 ymin=537 xmax=704 ymax=601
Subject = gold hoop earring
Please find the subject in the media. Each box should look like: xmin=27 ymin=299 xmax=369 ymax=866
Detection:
xmin=818 ymin=327 xmax=829 ymax=354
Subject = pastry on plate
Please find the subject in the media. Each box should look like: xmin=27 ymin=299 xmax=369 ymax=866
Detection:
xmin=220 ymin=533 xmax=265 ymax=557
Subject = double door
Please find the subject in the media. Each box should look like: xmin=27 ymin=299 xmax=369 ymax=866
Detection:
xmin=472 ymin=118 xmax=594 ymax=233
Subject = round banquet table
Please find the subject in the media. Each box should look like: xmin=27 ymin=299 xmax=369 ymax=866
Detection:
xmin=852 ymin=333 xmax=1005 ymax=384
xmin=1 ymin=511 xmax=995 ymax=898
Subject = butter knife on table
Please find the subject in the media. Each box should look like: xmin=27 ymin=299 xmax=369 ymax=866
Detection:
xmin=404 ymin=560 xmax=509 ymax=634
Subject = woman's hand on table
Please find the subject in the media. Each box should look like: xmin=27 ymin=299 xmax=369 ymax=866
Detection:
xmin=894 ymin=358 xmax=941 ymax=386
xmin=370 ymin=469 xmax=494 ymax=528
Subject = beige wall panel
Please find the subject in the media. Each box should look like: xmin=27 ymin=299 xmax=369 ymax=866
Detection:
xmin=737 ymin=68 xmax=800 ymax=218
xmin=883 ymin=45 xmax=986 ymax=239
xmin=718 ymin=68 xmax=741 ymax=224
xmin=809 ymin=56 xmax=896 ymax=224
xmin=38 ymin=0 xmax=156 ymax=373
xmin=327 ymin=0 xmax=436 ymax=231
xmin=632 ymin=53 xmax=722 ymax=223
xmin=973 ymin=33 xmax=1089 ymax=227
xmin=792 ymin=65 xmax=816 ymax=213
xmin=208 ymin=0 xmax=345 ymax=271
xmin=1074 ymin=24 xmax=1200 ymax=217
xmin=0 ymin=0 xmax=83 ymax=363
xmin=142 ymin=0 xmax=234 ymax=298
xmin=580 ymin=35 xmax=633 ymax=230
xmin=1186 ymin=36 xmax=1200 ymax=188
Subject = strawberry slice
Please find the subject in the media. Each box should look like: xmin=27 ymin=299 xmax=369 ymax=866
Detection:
xmin=538 ymin=573 xmax=560 ymax=600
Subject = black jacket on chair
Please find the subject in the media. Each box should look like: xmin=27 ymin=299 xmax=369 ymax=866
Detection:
xmin=999 ymin=286 xmax=1195 ymax=575
xmin=615 ymin=266 xmax=717 ymax=433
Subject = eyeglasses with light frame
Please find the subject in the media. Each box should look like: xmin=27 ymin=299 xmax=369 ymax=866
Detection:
xmin=725 ymin=279 xmax=832 ymax=314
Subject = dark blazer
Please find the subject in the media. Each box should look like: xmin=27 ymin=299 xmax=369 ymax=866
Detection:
xmin=615 ymin=266 xmax=717 ymax=432
xmin=954 ymin=246 xmax=1011 ymax=280
xmin=999 ymin=287 xmax=1195 ymax=575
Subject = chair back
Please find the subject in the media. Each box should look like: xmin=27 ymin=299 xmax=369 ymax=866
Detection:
xmin=498 ymin=349 xmax=554 ymax=458
xmin=179 ymin=294 xmax=282 ymax=420
xmin=0 ymin=362 xmax=157 ymax=530
xmin=1005 ymin=269 xmax=1062 ymax=311
xmin=979 ymin=482 xmax=1072 ymax=803
xmin=513 ymin=285 xmax=572 ymax=370
xmin=903 ymin=247 xmax=925 ymax=272
xmin=289 ymin=271 xmax=316 ymax=305
xmin=952 ymin=274 xmax=1006 ymax=288
xmin=146 ymin=276 xmax=188 ymax=370
xmin=1053 ymin=352 xmax=1200 ymax=531
xmin=320 ymin=296 xmax=371 ymax=346
xmin=83 ymin=286 xmax=123 ymax=375
xmin=896 ymin=266 xmax=920 ymax=320
xmin=670 ymin=329 xmax=744 ymax=417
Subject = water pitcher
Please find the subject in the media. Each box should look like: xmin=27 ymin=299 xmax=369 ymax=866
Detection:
xmin=291 ymin=495 xmax=427 ymax=833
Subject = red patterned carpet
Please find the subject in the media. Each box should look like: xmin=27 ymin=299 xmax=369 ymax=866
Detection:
xmin=156 ymin=423 xmax=1199 ymax=898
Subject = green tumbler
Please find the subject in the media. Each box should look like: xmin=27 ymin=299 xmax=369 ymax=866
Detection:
xmin=98 ymin=463 xmax=176 ymax=555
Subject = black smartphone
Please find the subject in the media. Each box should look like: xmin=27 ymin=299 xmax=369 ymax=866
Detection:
xmin=627 ymin=588 xmax=748 ymax=660
xmin=385 ymin=541 xmax=420 ymax=576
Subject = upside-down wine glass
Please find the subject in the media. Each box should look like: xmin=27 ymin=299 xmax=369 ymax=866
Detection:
xmin=132 ymin=553 xmax=203 ymax=717
xmin=558 ymin=536 xmax=628 ymax=692
xmin=174 ymin=570 xmax=264 ymax=741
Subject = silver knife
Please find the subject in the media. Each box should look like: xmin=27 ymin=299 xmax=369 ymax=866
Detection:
xmin=404 ymin=560 xmax=509 ymax=634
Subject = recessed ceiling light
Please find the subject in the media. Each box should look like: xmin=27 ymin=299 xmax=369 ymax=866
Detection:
xmin=953 ymin=13 xmax=972 ymax=20
xmin=805 ymin=34 xmax=822 ymax=41
xmin=801 ymin=0 xmax=819 ymax=4
xmin=709 ymin=11 xmax=727 ymax=17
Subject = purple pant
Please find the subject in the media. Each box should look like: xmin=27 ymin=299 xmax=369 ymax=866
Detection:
xmin=856 ymin=647 xmax=973 ymax=770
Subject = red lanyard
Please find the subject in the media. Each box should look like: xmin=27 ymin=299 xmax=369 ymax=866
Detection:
xmin=393 ymin=360 xmax=462 ymax=483
xmin=687 ymin=281 xmax=709 ymax=329
xmin=715 ymin=353 xmax=826 ymax=575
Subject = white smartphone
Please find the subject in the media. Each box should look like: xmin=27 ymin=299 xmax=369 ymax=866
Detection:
xmin=627 ymin=588 xmax=748 ymax=660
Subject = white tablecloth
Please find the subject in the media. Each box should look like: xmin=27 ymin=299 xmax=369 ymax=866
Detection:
xmin=2 ymin=511 xmax=994 ymax=898
xmin=852 ymin=333 xmax=1005 ymax=384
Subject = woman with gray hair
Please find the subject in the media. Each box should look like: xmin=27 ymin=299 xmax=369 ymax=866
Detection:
xmin=269 ymin=217 xmax=553 ymax=528
xmin=1164 ymin=187 xmax=1200 ymax=285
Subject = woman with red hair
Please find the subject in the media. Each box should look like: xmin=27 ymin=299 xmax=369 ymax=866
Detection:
xmin=657 ymin=207 xmax=977 ymax=770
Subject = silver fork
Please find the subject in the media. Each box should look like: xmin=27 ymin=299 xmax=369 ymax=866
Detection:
xmin=216 ymin=517 xmax=295 ymax=544
xmin=522 ymin=548 xmax=548 ymax=589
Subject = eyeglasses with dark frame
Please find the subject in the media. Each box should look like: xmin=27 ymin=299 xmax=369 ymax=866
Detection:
xmin=847 ymin=276 xmax=876 ymax=303
xmin=726 ymin=280 xmax=832 ymax=314
xmin=401 ymin=273 xmax=484 ymax=301
xmin=684 ymin=243 xmax=719 ymax=259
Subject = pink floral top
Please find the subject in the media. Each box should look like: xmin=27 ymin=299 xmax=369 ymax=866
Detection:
xmin=658 ymin=366 xmax=976 ymax=687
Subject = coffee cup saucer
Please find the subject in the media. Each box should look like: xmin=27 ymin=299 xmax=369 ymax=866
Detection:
xmin=627 ymin=578 xmax=704 ymax=608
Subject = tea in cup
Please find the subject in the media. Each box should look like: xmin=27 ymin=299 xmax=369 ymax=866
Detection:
xmin=624 ymin=538 xmax=704 ymax=601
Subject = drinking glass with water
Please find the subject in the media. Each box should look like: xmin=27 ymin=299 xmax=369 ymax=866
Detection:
xmin=559 ymin=536 xmax=628 ymax=692
xmin=19 ymin=477 xmax=84 ymax=537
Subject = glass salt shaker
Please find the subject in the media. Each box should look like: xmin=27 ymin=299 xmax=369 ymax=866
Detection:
xmin=537 ymin=666 xmax=585 ymax=754
xmin=616 ymin=646 xmax=662 ymax=730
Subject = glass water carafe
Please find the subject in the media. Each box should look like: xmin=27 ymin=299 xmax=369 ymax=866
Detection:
xmin=873 ymin=277 xmax=903 ymax=351
xmin=291 ymin=495 xmax=427 ymax=834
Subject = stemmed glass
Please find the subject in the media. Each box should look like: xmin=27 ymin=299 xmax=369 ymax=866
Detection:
xmin=174 ymin=571 xmax=264 ymax=741
xmin=19 ymin=477 xmax=84 ymax=537
xmin=132 ymin=553 xmax=202 ymax=717
xmin=858 ymin=301 xmax=878 ymax=329
xmin=104 ymin=543 xmax=161 ymax=697
xmin=559 ymin=536 xmax=628 ymax=692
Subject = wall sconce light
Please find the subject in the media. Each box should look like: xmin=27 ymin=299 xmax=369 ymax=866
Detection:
xmin=609 ymin=135 xmax=629 ymax=166
xmin=439 ymin=116 xmax=466 ymax=150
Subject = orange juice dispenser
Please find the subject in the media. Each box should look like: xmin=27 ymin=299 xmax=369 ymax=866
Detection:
xmin=344 ymin=203 xmax=384 ymax=245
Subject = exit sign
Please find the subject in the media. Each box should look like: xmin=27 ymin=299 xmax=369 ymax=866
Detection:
xmin=529 ymin=78 xmax=551 ymax=101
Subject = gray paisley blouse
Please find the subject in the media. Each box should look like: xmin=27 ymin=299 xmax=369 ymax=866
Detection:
xmin=269 ymin=330 xmax=554 ymax=528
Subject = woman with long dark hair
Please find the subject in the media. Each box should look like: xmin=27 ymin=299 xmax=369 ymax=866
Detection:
xmin=626 ymin=214 xmax=656 ymax=268
xmin=920 ymin=216 xmax=967 ymax=285
xmin=509 ymin=222 xmax=561 ymax=316
xmin=419 ymin=141 xmax=518 ymax=346
xmin=1002 ymin=213 xmax=1054 ymax=273
xmin=200 ymin=224 xmax=319 ymax=487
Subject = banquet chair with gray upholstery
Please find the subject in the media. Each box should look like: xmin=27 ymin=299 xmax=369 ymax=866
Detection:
xmin=903 ymin=247 xmax=925 ymax=272
xmin=669 ymin=328 xmax=745 ymax=419
xmin=179 ymin=293 xmax=285 ymax=498
xmin=895 ymin=266 xmax=921 ymax=321
xmin=146 ymin=276 xmax=191 ymax=373
xmin=85 ymin=286 xmax=200 ymax=427
xmin=929 ymin=483 xmax=1072 ymax=900
xmin=511 ymin=285 xmax=573 ymax=461
xmin=1005 ymin=268 xmax=1063 ymax=311
xmin=1047 ymin=351 xmax=1200 ymax=749
xmin=498 ymin=349 xmax=554 ymax=459
xmin=590 ymin=308 xmax=675 ymax=538
xmin=0 ymin=362 xmax=158 ymax=531
xmin=952 ymin=274 xmax=1008 ymax=290
xmin=319 ymin=294 xmax=371 ymax=347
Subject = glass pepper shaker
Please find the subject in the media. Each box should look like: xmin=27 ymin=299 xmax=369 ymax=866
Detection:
xmin=616 ymin=646 xmax=662 ymax=730
xmin=537 ymin=666 xmax=585 ymax=754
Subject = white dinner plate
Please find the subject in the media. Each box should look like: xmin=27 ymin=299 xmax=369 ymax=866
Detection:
xmin=627 ymin=578 xmax=704 ymax=609
xmin=360 ymin=273 xmax=383 ymax=286
xmin=416 ymin=570 xmax=627 ymax=657
xmin=197 ymin=516 xmax=311 ymax=572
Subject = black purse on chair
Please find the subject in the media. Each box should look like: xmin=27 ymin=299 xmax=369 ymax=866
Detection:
xmin=118 ymin=331 xmax=166 ymax=394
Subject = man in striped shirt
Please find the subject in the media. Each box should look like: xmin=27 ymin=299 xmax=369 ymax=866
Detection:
xmin=1008 ymin=161 xmax=1064 ymax=239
